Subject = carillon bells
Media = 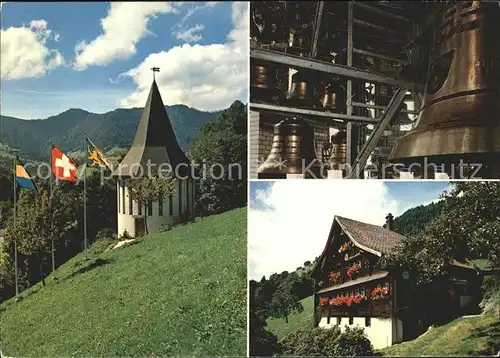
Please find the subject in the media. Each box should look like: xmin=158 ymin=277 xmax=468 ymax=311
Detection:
xmin=390 ymin=1 xmax=500 ymax=177
xmin=250 ymin=60 xmax=284 ymax=103
xmin=257 ymin=117 xmax=321 ymax=178
xmin=287 ymin=71 xmax=322 ymax=108
xmin=323 ymin=81 xmax=346 ymax=113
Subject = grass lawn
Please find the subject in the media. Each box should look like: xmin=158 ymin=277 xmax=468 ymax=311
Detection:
xmin=266 ymin=295 xmax=314 ymax=340
xmin=0 ymin=208 xmax=247 ymax=356
xmin=379 ymin=313 xmax=500 ymax=356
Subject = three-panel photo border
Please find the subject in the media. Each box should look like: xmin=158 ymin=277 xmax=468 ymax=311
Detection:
xmin=1 ymin=1 xmax=499 ymax=357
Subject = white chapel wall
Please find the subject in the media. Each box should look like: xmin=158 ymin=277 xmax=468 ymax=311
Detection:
xmin=117 ymin=178 xmax=194 ymax=238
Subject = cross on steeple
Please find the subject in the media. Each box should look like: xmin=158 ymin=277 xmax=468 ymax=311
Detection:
xmin=151 ymin=67 xmax=160 ymax=81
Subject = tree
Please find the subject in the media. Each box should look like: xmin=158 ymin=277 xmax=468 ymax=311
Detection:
xmin=128 ymin=176 xmax=176 ymax=235
xmin=249 ymin=296 xmax=281 ymax=356
xmin=269 ymin=283 xmax=303 ymax=324
xmin=189 ymin=101 xmax=247 ymax=216
xmin=380 ymin=182 xmax=500 ymax=288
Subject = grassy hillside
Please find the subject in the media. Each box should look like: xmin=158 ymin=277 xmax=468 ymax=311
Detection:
xmin=0 ymin=208 xmax=247 ymax=356
xmin=266 ymin=295 xmax=314 ymax=340
xmin=379 ymin=313 xmax=500 ymax=356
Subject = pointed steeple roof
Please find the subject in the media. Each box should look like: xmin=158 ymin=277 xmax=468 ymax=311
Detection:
xmin=114 ymin=79 xmax=190 ymax=178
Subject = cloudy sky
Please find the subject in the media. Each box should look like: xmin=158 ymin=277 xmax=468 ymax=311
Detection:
xmin=1 ymin=1 xmax=248 ymax=119
xmin=248 ymin=180 xmax=452 ymax=281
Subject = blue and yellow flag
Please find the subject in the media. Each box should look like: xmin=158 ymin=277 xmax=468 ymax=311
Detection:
xmin=15 ymin=157 xmax=37 ymax=191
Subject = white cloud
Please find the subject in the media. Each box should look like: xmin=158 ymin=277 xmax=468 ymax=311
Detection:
xmin=174 ymin=24 xmax=204 ymax=43
xmin=248 ymin=181 xmax=443 ymax=280
xmin=174 ymin=1 xmax=217 ymax=29
xmin=73 ymin=2 xmax=182 ymax=71
xmin=1 ymin=20 xmax=64 ymax=80
xmin=119 ymin=2 xmax=248 ymax=111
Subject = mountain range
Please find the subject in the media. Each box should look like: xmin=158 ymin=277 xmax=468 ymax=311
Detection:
xmin=0 ymin=104 xmax=225 ymax=161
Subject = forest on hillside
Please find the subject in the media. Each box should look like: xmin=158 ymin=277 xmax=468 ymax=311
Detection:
xmin=0 ymin=105 xmax=223 ymax=158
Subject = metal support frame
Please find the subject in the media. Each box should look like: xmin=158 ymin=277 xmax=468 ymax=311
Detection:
xmin=352 ymin=48 xmax=409 ymax=65
xmin=352 ymin=1 xmax=411 ymax=23
xmin=250 ymin=48 xmax=421 ymax=89
xmin=249 ymin=103 xmax=377 ymax=124
xmin=346 ymin=1 xmax=355 ymax=166
xmin=352 ymin=101 xmax=417 ymax=115
xmin=347 ymin=87 xmax=407 ymax=179
xmin=309 ymin=1 xmax=325 ymax=59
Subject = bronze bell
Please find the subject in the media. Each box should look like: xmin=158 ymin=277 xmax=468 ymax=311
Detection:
xmin=257 ymin=117 xmax=321 ymax=178
xmin=323 ymin=81 xmax=346 ymax=113
xmin=250 ymin=61 xmax=283 ymax=103
xmin=329 ymin=129 xmax=347 ymax=170
xmin=390 ymin=2 xmax=500 ymax=177
xmin=287 ymin=71 xmax=322 ymax=108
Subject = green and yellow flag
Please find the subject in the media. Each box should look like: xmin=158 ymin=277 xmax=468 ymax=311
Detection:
xmin=86 ymin=136 xmax=113 ymax=171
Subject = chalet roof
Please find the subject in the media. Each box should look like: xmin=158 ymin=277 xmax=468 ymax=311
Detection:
xmin=336 ymin=216 xmax=405 ymax=256
xmin=113 ymin=79 xmax=190 ymax=178
xmin=311 ymin=215 xmax=405 ymax=277
xmin=317 ymin=271 xmax=389 ymax=294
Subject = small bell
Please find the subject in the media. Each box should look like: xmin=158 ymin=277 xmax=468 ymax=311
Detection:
xmin=329 ymin=129 xmax=347 ymax=170
xmin=323 ymin=81 xmax=346 ymax=113
xmin=250 ymin=61 xmax=284 ymax=103
xmin=257 ymin=117 xmax=321 ymax=178
xmin=287 ymin=71 xmax=322 ymax=108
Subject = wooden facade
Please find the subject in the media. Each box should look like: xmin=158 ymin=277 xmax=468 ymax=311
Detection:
xmin=311 ymin=214 xmax=484 ymax=347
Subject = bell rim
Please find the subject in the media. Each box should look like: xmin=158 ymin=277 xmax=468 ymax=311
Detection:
xmin=389 ymin=124 xmax=500 ymax=162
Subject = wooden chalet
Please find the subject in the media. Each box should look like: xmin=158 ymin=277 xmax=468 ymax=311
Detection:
xmin=310 ymin=214 xmax=483 ymax=350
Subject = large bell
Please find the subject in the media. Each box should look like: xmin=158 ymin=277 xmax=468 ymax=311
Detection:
xmin=390 ymin=2 xmax=500 ymax=177
xmin=287 ymin=71 xmax=322 ymax=108
xmin=250 ymin=61 xmax=284 ymax=103
xmin=257 ymin=117 xmax=321 ymax=178
xmin=323 ymin=81 xmax=346 ymax=113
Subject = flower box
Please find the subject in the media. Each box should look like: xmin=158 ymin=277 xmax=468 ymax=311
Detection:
xmin=370 ymin=286 xmax=390 ymax=301
xmin=346 ymin=263 xmax=360 ymax=280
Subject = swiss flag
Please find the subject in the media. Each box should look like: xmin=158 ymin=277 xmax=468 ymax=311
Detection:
xmin=52 ymin=146 xmax=79 ymax=182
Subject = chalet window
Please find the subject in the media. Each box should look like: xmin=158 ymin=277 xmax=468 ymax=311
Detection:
xmin=365 ymin=316 xmax=371 ymax=327
xmin=169 ymin=195 xmax=173 ymax=215
xmin=138 ymin=204 xmax=142 ymax=216
xmin=178 ymin=180 xmax=182 ymax=214
xmin=148 ymin=201 xmax=153 ymax=216
xmin=349 ymin=316 xmax=353 ymax=325
xmin=122 ymin=185 xmax=126 ymax=214
xmin=129 ymin=192 xmax=133 ymax=215
xmin=159 ymin=199 xmax=163 ymax=216
xmin=337 ymin=317 xmax=341 ymax=326
xmin=118 ymin=183 xmax=120 ymax=214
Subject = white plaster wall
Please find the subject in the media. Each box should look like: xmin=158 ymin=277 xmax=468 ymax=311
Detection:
xmin=117 ymin=179 xmax=194 ymax=238
xmin=318 ymin=316 xmax=395 ymax=350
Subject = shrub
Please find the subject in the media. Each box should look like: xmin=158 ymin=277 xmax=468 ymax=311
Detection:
xmin=159 ymin=223 xmax=172 ymax=233
xmin=120 ymin=230 xmax=132 ymax=240
xmin=281 ymin=327 xmax=340 ymax=356
xmin=95 ymin=228 xmax=115 ymax=241
xmin=280 ymin=326 xmax=374 ymax=357
xmin=334 ymin=326 xmax=374 ymax=356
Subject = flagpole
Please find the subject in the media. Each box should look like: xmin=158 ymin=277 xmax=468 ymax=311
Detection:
xmin=83 ymin=133 xmax=87 ymax=257
xmin=49 ymin=141 xmax=55 ymax=272
xmin=13 ymin=156 xmax=19 ymax=297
